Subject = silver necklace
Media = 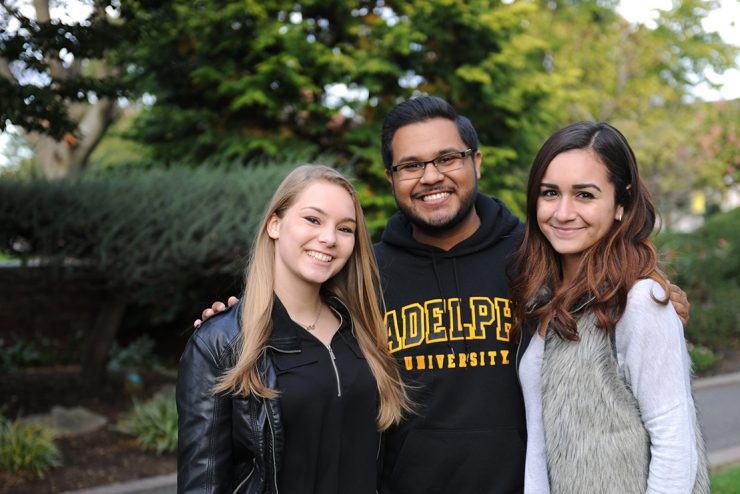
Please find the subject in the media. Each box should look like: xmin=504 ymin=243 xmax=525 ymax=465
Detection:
xmin=303 ymin=303 xmax=323 ymax=331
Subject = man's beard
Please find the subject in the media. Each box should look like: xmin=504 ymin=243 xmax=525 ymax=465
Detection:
xmin=397 ymin=186 xmax=478 ymax=235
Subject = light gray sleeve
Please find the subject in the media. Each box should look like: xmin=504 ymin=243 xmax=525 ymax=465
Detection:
xmin=615 ymin=279 xmax=698 ymax=494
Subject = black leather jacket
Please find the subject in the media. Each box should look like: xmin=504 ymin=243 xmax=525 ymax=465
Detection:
xmin=176 ymin=300 xmax=299 ymax=493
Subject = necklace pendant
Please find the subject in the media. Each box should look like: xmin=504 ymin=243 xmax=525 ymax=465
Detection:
xmin=305 ymin=323 xmax=316 ymax=331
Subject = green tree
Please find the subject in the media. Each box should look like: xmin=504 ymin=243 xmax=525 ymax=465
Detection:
xmin=0 ymin=0 xmax=136 ymax=178
xmin=527 ymin=0 xmax=736 ymax=125
xmin=114 ymin=0 xmax=562 ymax=223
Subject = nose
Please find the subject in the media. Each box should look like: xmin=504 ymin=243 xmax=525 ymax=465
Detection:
xmin=419 ymin=162 xmax=445 ymax=184
xmin=553 ymin=197 xmax=577 ymax=221
xmin=318 ymin=226 xmax=337 ymax=246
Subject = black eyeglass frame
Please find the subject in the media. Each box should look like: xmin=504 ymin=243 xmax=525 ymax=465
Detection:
xmin=390 ymin=148 xmax=475 ymax=181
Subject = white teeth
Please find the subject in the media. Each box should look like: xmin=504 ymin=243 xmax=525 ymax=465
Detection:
xmin=307 ymin=251 xmax=332 ymax=262
xmin=422 ymin=192 xmax=450 ymax=202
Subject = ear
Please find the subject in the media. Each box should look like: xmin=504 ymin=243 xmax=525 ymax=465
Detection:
xmin=267 ymin=214 xmax=281 ymax=239
xmin=473 ymin=150 xmax=482 ymax=180
xmin=385 ymin=168 xmax=393 ymax=185
xmin=615 ymin=204 xmax=625 ymax=222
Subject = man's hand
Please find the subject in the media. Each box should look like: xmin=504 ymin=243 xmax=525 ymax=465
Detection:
xmin=669 ymin=283 xmax=690 ymax=328
xmin=194 ymin=296 xmax=240 ymax=327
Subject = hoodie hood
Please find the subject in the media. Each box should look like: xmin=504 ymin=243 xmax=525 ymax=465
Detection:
xmin=380 ymin=193 xmax=522 ymax=257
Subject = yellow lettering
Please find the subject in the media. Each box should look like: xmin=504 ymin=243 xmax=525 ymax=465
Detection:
xmin=501 ymin=350 xmax=510 ymax=365
xmin=447 ymin=353 xmax=456 ymax=368
xmin=469 ymin=297 xmax=494 ymax=340
xmin=425 ymin=299 xmax=447 ymax=344
xmin=416 ymin=355 xmax=426 ymax=370
xmin=402 ymin=304 xmax=425 ymax=349
xmin=488 ymin=351 xmax=497 ymax=366
xmin=494 ymin=297 xmax=512 ymax=342
xmin=386 ymin=310 xmax=402 ymax=353
xmin=404 ymin=356 xmax=413 ymax=370
xmin=459 ymin=352 xmax=467 ymax=367
xmin=448 ymin=298 xmax=466 ymax=340
xmin=470 ymin=352 xmax=478 ymax=367
xmin=436 ymin=354 xmax=445 ymax=368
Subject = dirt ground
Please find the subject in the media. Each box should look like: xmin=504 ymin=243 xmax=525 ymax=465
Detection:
xmin=0 ymin=367 xmax=176 ymax=494
xmin=1 ymin=349 xmax=739 ymax=494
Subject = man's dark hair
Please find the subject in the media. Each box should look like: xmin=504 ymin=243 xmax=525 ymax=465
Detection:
xmin=380 ymin=96 xmax=480 ymax=170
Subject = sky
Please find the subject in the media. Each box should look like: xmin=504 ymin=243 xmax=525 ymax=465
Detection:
xmin=1 ymin=0 xmax=738 ymax=168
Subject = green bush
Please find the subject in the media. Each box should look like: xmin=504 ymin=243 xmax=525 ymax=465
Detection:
xmin=656 ymin=207 xmax=740 ymax=350
xmin=0 ymin=417 xmax=62 ymax=477
xmin=711 ymin=463 xmax=740 ymax=494
xmin=108 ymin=335 xmax=163 ymax=372
xmin=0 ymin=163 xmax=309 ymax=323
xmin=0 ymin=331 xmax=84 ymax=372
xmin=115 ymin=393 xmax=177 ymax=454
xmin=689 ymin=345 xmax=722 ymax=373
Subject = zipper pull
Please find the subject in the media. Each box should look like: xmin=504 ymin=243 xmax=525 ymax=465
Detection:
xmin=325 ymin=344 xmax=342 ymax=397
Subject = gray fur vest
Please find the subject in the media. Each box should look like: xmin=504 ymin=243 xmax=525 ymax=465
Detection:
xmin=540 ymin=312 xmax=710 ymax=494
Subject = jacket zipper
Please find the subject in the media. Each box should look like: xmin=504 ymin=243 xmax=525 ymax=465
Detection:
xmin=233 ymin=458 xmax=255 ymax=493
xmin=325 ymin=344 xmax=342 ymax=397
xmin=263 ymin=397 xmax=279 ymax=493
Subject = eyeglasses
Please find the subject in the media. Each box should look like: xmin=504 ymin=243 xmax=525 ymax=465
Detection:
xmin=390 ymin=149 xmax=474 ymax=181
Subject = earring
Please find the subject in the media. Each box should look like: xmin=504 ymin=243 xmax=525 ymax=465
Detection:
xmin=616 ymin=213 xmax=623 ymax=222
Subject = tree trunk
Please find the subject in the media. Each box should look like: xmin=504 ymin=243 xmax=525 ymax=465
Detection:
xmin=31 ymin=98 xmax=118 ymax=179
xmin=81 ymin=293 xmax=128 ymax=389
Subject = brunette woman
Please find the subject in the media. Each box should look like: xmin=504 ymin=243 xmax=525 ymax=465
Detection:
xmin=511 ymin=122 xmax=709 ymax=494
xmin=177 ymin=165 xmax=410 ymax=493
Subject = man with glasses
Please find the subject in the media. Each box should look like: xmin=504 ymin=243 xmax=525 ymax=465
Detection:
xmin=375 ymin=96 xmax=526 ymax=493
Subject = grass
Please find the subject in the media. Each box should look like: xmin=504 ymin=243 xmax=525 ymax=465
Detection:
xmin=711 ymin=463 xmax=740 ymax=494
xmin=0 ymin=252 xmax=19 ymax=262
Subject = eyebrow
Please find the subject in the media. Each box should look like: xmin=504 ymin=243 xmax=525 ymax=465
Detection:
xmin=396 ymin=147 xmax=463 ymax=163
xmin=540 ymin=182 xmax=602 ymax=192
xmin=301 ymin=206 xmax=357 ymax=223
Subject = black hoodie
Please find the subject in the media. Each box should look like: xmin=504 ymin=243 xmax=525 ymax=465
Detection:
xmin=375 ymin=193 xmax=526 ymax=494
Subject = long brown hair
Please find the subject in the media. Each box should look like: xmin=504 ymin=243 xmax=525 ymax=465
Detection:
xmin=214 ymin=165 xmax=410 ymax=430
xmin=511 ymin=122 xmax=669 ymax=340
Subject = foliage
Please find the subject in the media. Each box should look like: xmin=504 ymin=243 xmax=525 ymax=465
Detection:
xmin=688 ymin=344 xmax=722 ymax=373
xmin=0 ymin=331 xmax=83 ymax=372
xmin=0 ymin=162 xmax=302 ymax=322
xmin=530 ymin=0 xmax=736 ymax=124
xmin=0 ymin=416 xmax=62 ymax=477
xmin=711 ymin=463 xmax=740 ymax=494
xmin=627 ymin=100 xmax=739 ymax=228
xmin=656 ymin=207 xmax=740 ymax=349
xmin=0 ymin=337 xmax=41 ymax=373
xmin=115 ymin=393 xmax=177 ymax=455
xmin=108 ymin=0 xmax=562 ymax=223
xmin=0 ymin=0 xmax=131 ymax=138
xmin=108 ymin=335 xmax=163 ymax=372
xmin=2 ymin=1 xmax=737 ymax=223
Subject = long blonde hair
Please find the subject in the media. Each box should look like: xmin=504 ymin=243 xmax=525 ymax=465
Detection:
xmin=214 ymin=164 xmax=410 ymax=430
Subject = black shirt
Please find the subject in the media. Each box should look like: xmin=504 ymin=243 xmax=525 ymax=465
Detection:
xmin=271 ymin=297 xmax=379 ymax=493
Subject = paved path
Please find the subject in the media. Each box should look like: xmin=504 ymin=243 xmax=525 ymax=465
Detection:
xmin=694 ymin=372 xmax=740 ymax=468
xmin=63 ymin=372 xmax=740 ymax=494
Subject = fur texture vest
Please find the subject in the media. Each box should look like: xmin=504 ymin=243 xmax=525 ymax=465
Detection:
xmin=540 ymin=312 xmax=710 ymax=494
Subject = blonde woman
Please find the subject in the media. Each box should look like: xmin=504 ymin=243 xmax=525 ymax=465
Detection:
xmin=177 ymin=165 xmax=410 ymax=493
